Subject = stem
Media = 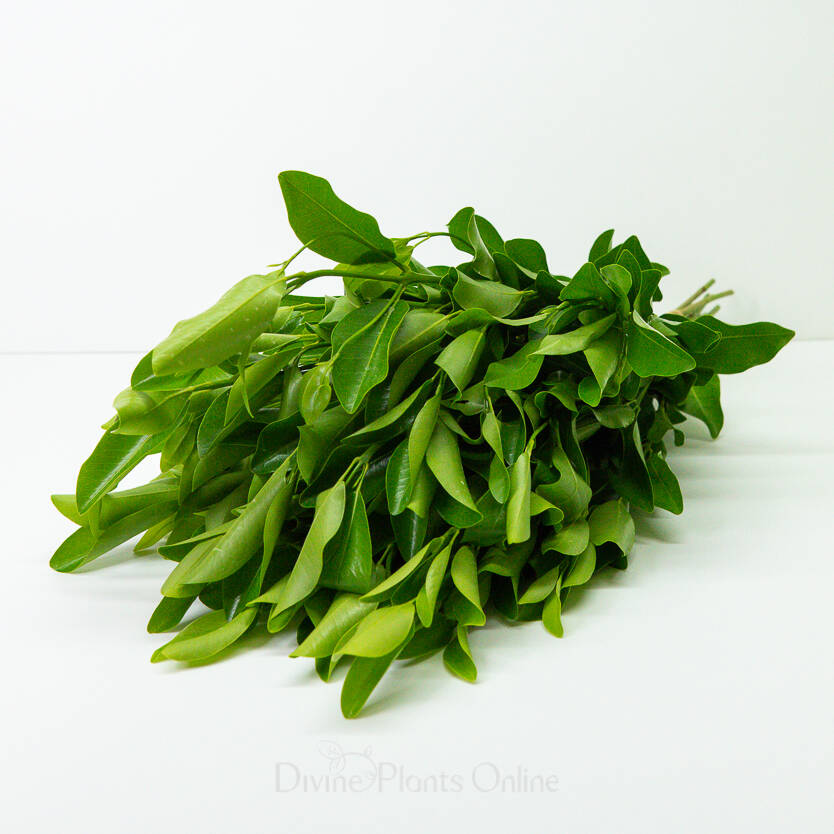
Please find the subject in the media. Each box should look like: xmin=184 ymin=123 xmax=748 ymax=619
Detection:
xmin=674 ymin=279 xmax=715 ymax=311
xmin=667 ymin=282 xmax=733 ymax=319
xmin=406 ymin=230 xmax=470 ymax=250
xmin=285 ymin=267 xmax=440 ymax=294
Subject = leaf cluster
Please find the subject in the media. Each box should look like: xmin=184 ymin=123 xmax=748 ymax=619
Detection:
xmin=51 ymin=171 xmax=794 ymax=717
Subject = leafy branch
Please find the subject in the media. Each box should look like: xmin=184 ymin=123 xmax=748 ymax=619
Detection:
xmin=50 ymin=170 xmax=794 ymax=718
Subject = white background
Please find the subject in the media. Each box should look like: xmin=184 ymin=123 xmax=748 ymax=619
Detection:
xmin=1 ymin=0 xmax=833 ymax=352
xmin=1 ymin=2 xmax=832 ymax=832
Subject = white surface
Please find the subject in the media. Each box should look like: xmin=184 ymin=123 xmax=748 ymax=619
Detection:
xmin=2 ymin=0 xmax=833 ymax=350
xmin=2 ymin=340 xmax=832 ymax=832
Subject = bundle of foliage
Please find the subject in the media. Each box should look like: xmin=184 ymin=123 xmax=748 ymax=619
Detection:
xmin=51 ymin=171 xmax=793 ymax=717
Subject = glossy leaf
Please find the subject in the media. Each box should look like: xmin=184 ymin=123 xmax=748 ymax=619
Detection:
xmin=506 ymin=451 xmax=531 ymax=544
xmin=152 ymin=272 xmax=284 ymax=375
xmin=681 ymin=373 xmax=723 ymax=438
xmin=534 ymin=314 xmax=617 ymax=356
xmin=436 ymin=328 xmax=486 ymax=392
xmin=627 ymin=310 xmax=695 ymax=378
xmin=689 ymin=316 xmax=794 ymax=374
xmin=332 ymin=299 xmax=409 ymax=413
xmin=151 ymin=608 xmax=257 ymax=663
xmin=484 ymin=342 xmax=544 ymax=391
xmin=452 ymin=273 xmax=523 ymax=317
xmin=274 ymin=482 xmax=346 ymax=613
xmin=443 ymin=625 xmax=477 ymax=682
xmin=278 ymin=170 xmax=395 ymax=264
xmin=76 ymin=431 xmax=162 ymax=514
xmin=292 ymin=593 xmax=377 ymax=658
xmin=589 ymin=499 xmax=636 ymax=552
xmin=426 ymin=419 xmax=477 ymax=511
xmin=338 ymin=602 xmax=415 ymax=657
xmin=647 ymin=453 xmax=684 ymax=514
xmin=320 ymin=488 xmax=373 ymax=593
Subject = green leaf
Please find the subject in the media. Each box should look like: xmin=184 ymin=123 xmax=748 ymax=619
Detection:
xmin=278 ymin=170 xmax=395 ymax=265
xmin=533 ymin=314 xmax=617 ymax=356
xmin=544 ymin=518 xmax=589 ymax=555
xmin=519 ymin=566 xmax=560 ymax=604
xmin=169 ymin=461 xmax=295 ymax=586
xmin=588 ymin=229 xmax=615 ymax=262
xmin=464 ymin=214 xmax=499 ymax=279
xmin=610 ymin=422 xmax=654 ymax=513
xmin=341 ymin=645 xmax=403 ymax=718
xmin=579 ymin=328 xmax=621 ymax=406
xmin=361 ymin=542 xmax=433 ymax=603
xmin=52 ymin=500 xmax=177 ymax=573
xmin=537 ymin=441 xmax=592 ymax=523
xmin=681 ymin=374 xmax=723 ymax=438
xmin=291 ymin=593 xmax=377 ymax=658
xmin=298 ymin=364 xmax=332 ymax=424
xmin=505 ymin=238 xmax=548 ymax=277
xmin=426 ymin=419 xmax=477 ymax=511
xmin=450 ymin=546 xmax=483 ymax=617
xmin=452 ymin=272 xmax=523 ymax=317
xmin=592 ymin=404 xmax=635 ymax=428
xmin=320 ymin=487 xmax=373 ymax=593
xmin=560 ymin=262 xmax=617 ymax=309
xmin=436 ymin=328 xmax=486 ymax=392
xmin=506 ymin=451 xmax=531 ymax=544
xmin=447 ymin=207 xmax=476 ymax=254
xmin=49 ymin=527 xmax=96 ymax=573
xmin=415 ymin=542 xmax=453 ymax=627
xmin=332 ymin=299 xmax=409 ymax=413
xmin=338 ymin=602 xmax=415 ymax=657
xmin=647 ymin=453 xmax=684 ymax=514
xmin=226 ymin=351 xmax=293 ymax=421
xmin=689 ymin=316 xmax=794 ymax=374
xmin=443 ymin=625 xmax=477 ymax=682
xmin=274 ymin=481 xmax=346 ymax=612
xmin=542 ymin=579 xmax=564 ymax=638
xmin=671 ymin=318 xmax=721 ymax=353
xmin=76 ymin=431 xmax=162 ymax=514
xmin=152 ymin=272 xmax=284 ymax=375
xmin=112 ymin=388 xmax=185 ymax=436
xmin=408 ymin=395 xmax=441 ymax=487
xmin=151 ymin=608 xmax=256 ymax=663
xmin=484 ymin=342 xmax=544 ymax=391
xmin=147 ymin=595 xmax=196 ymax=633
xmin=588 ymin=499 xmax=636 ymax=552
xmin=385 ymin=440 xmax=412 ymax=516
xmin=389 ymin=310 xmax=448 ymax=364
xmin=627 ymin=310 xmax=695 ymax=378
xmin=563 ymin=543 xmax=596 ymax=588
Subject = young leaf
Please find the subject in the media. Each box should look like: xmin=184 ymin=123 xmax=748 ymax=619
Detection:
xmin=76 ymin=431 xmax=163 ymax=514
xmin=151 ymin=608 xmax=257 ymax=663
xmin=443 ymin=625 xmax=477 ymax=682
xmin=291 ymin=593 xmax=377 ymax=658
xmin=152 ymin=272 xmax=285 ymax=375
xmin=278 ymin=170 xmax=395 ymax=265
xmin=338 ymin=602 xmax=415 ymax=657
xmin=534 ymin=314 xmax=617 ymax=356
